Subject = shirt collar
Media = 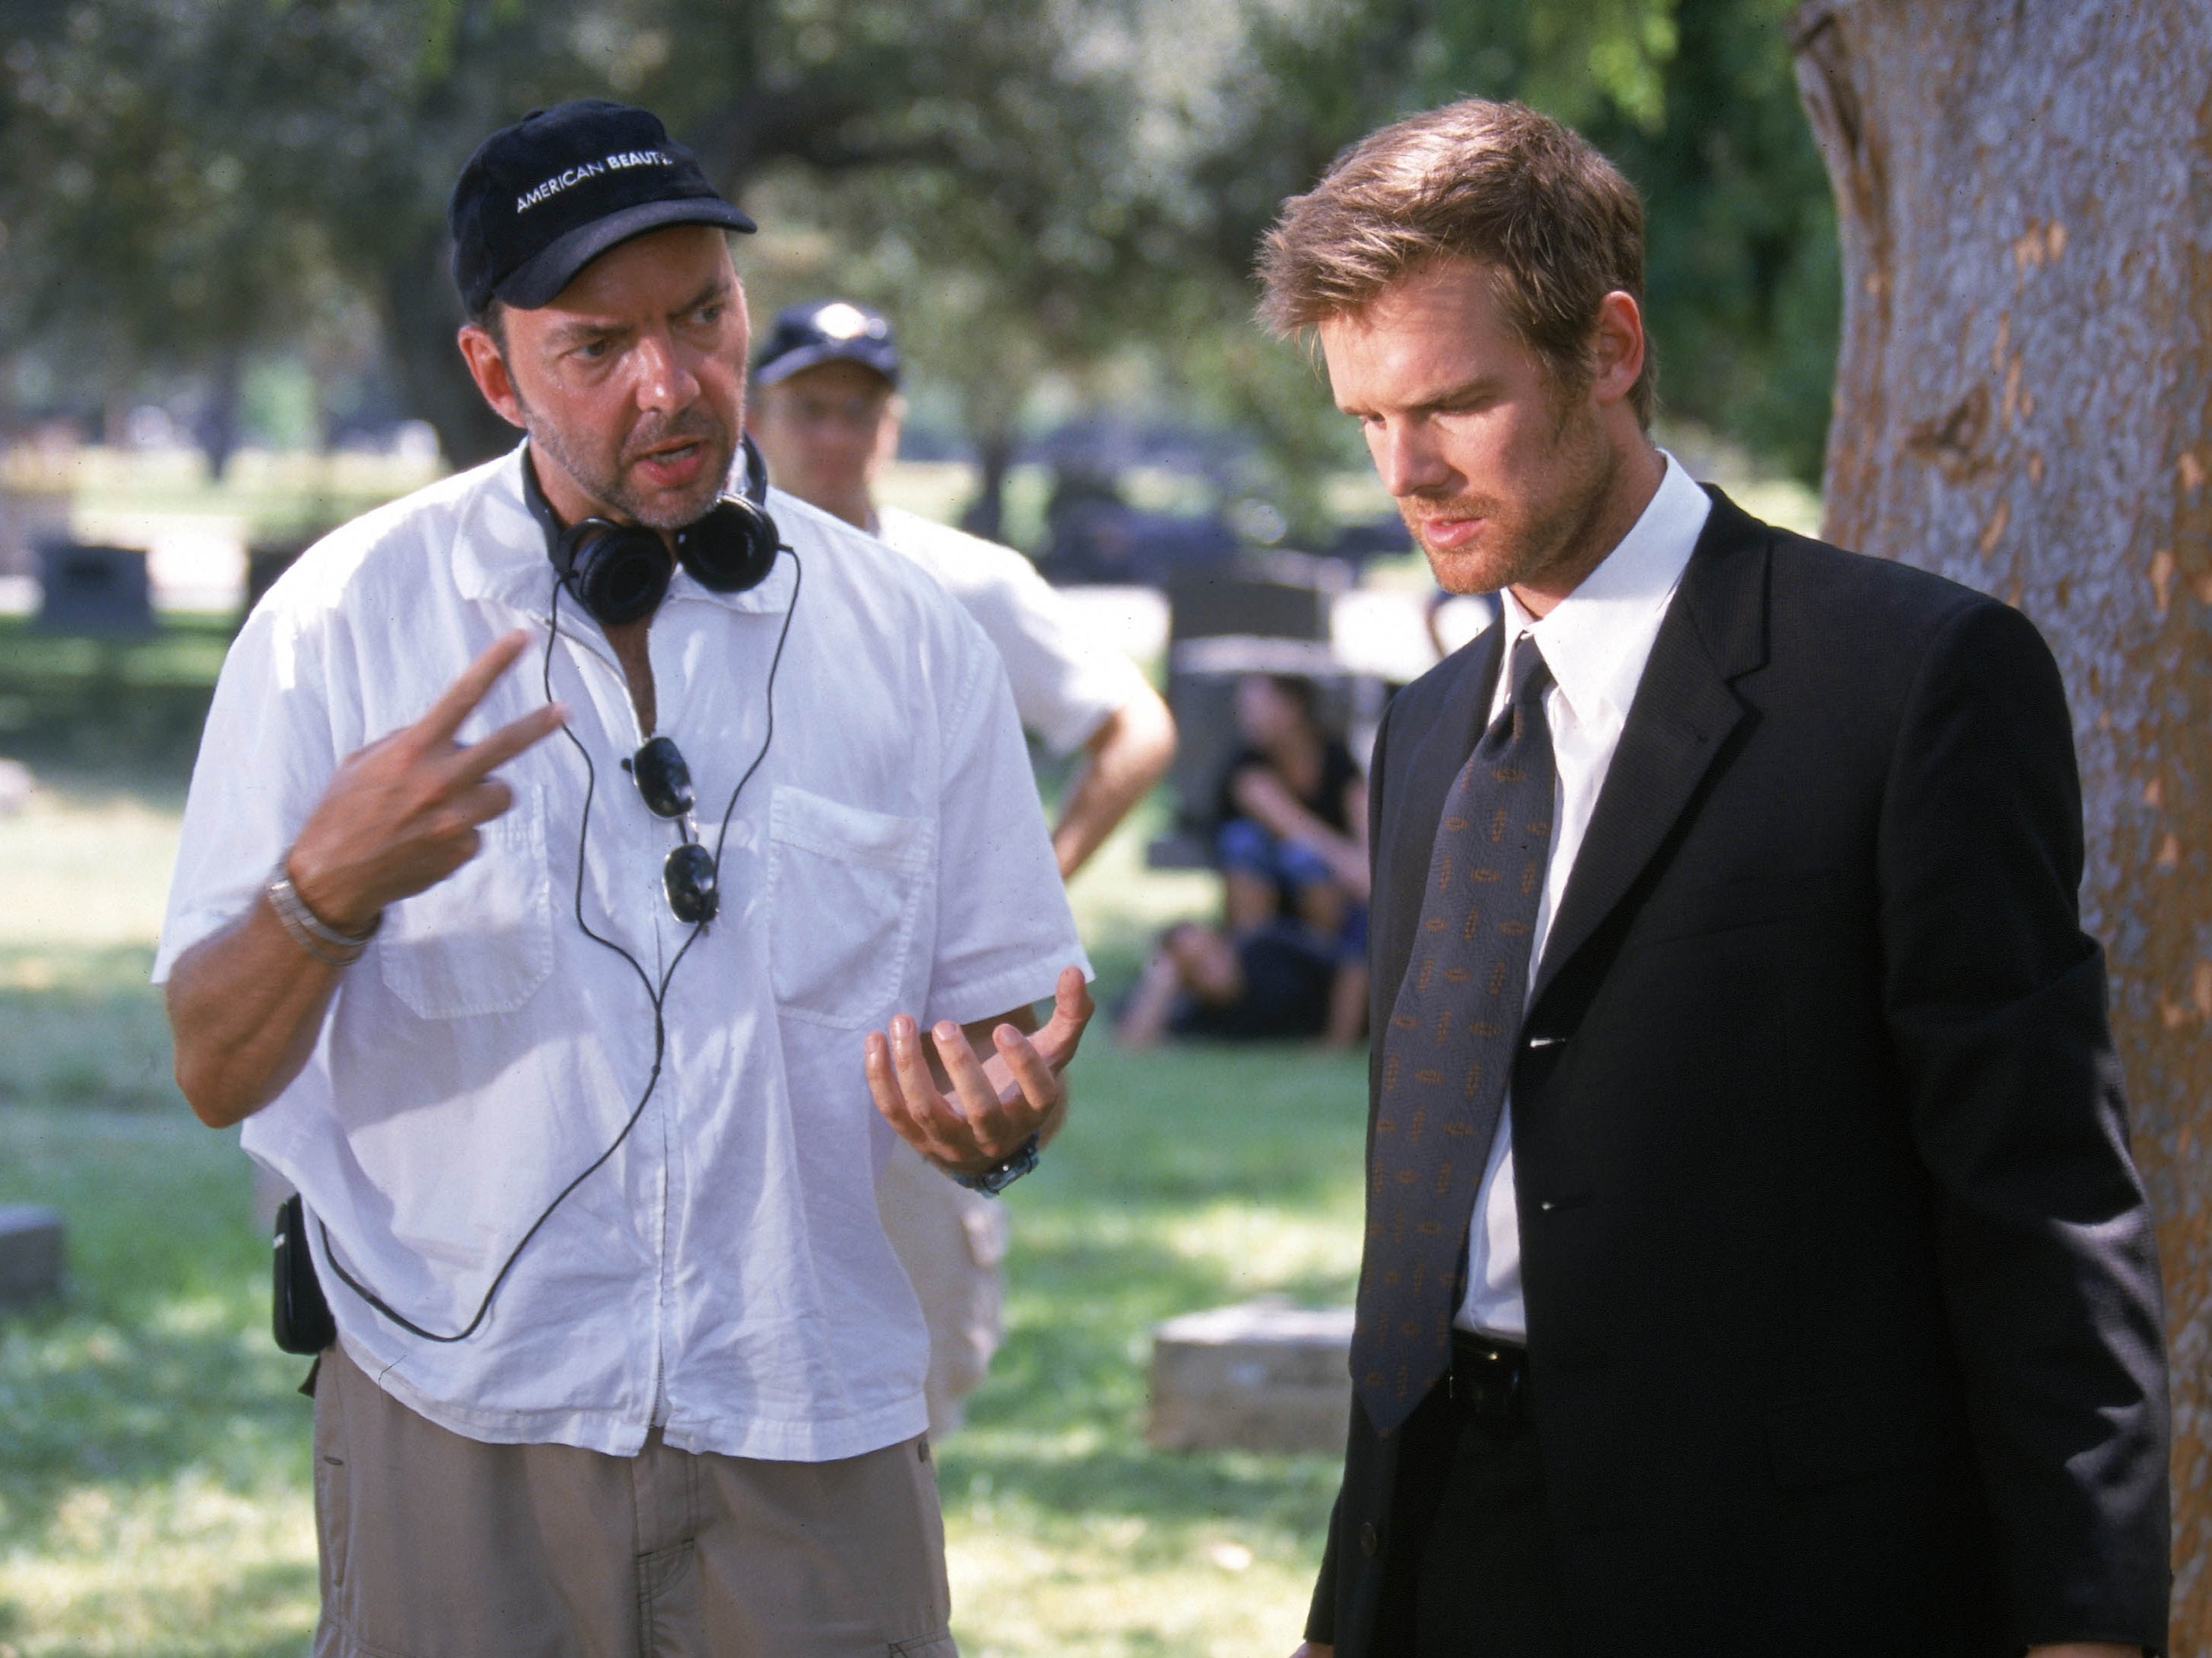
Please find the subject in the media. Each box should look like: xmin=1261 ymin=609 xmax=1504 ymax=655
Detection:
xmin=1497 ymin=451 xmax=1709 ymax=730
xmin=452 ymin=442 xmax=797 ymax=620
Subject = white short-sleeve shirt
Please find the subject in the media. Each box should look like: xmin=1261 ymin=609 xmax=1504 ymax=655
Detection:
xmin=873 ymin=505 xmax=1152 ymax=756
xmin=154 ymin=447 xmax=1088 ymax=1462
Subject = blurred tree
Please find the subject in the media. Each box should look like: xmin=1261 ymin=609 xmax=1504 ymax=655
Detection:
xmin=0 ymin=0 xmax=511 ymax=463
xmin=1190 ymin=0 xmax=1839 ymax=484
xmin=735 ymin=0 xmax=1778 ymax=541
xmin=1588 ymin=0 xmax=1839 ymax=481
xmin=0 ymin=0 xmax=1205 ymax=482
xmin=0 ymin=0 xmax=374 ymax=463
xmin=0 ymin=0 xmax=1839 ymax=507
xmin=717 ymin=0 xmax=1219 ymax=537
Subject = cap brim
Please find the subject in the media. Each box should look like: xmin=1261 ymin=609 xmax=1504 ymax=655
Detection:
xmin=497 ymin=198 xmax=757 ymax=310
xmin=753 ymin=340 xmax=901 ymax=389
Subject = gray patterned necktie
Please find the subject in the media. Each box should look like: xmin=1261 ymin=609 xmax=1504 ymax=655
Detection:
xmin=1353 ymin=634 xmax=1556 ymax=1434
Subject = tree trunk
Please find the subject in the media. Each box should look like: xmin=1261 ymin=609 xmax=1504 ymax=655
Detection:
xmin=1792 ymin=1 xmax=2212 ymax=1643
xmin=961 ymin=427 xmax=1017 ymax=544
xmin=195 ymin=350 xmax=243 ymax=483
xmin=379 ymin=227 xmax=516 ymax=472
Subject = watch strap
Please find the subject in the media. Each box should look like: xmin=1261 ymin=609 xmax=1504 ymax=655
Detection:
xmin=953 ymin=1132 xmax=1040 ymax=1197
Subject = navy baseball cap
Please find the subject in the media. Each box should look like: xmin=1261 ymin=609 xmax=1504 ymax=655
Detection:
xmin=450 ymin=100 xmax=756 ymax=318
xmin=752 ymin=299 xmax=901 ymax=389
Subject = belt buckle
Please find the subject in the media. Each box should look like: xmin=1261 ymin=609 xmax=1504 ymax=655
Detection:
xmin=1449 ymin=1340 xmax=1524 ymax=1424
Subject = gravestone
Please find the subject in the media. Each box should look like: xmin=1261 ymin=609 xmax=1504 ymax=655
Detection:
xmin=244 ymin=544 xmax=305 ymax=618
xmin=1148 ymin=1297 xmax=1353 ymax=1453
xmin=1149 ymin=551 xmax=1365 ymax=869
xmin=34 ymin=541 xmax=155 ymax=637
xmin=0 ymin=1205 xmax=66 ymax=1311
xmin=1165 ymin=552 xmax=1346 ymax=648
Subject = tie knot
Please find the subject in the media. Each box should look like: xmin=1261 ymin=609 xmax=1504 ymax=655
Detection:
xmin=1507 ymin=633 xmax=1552 ymax=708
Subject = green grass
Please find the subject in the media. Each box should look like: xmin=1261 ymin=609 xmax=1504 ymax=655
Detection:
xmin=926 ymin=1038 xmax=1366 ymax=1656
xmin=0 ymin=617 xmax=229 ymax=778
xmin=0 ymin=779 xmax=1366 ymax=1656
xmin=0 ymin=1108 xmax=316 ymax=1657
xmin=0 ymin=776 xmax=189 ymax=1116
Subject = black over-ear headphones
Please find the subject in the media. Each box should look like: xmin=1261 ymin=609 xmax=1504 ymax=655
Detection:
xmin=521 ymin=432 xmax=781 ymax=624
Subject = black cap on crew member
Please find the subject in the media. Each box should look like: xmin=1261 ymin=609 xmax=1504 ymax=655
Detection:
xmin=449 ymin=99 xmax=756 ymax=318
xmin=752 ymin=299 xmax=902 ymax=389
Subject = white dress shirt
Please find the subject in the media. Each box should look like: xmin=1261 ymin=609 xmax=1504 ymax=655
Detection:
xmin=155 ymin=447 xmax=1087 ymax=1461
xmin=872 ymin=505 xmax=1153 ymax=756
xmin=1455 ymin=454 xmax=1711 ymax=1340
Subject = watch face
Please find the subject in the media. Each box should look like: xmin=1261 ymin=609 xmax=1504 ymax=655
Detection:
xmin=963 ymin=1134 xmax=1039 ymax=1195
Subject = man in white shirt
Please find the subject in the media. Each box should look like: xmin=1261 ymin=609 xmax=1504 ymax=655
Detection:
xmin=747 ymin=298 xmax=1175 ymax=1435
xmin=1263 ymin=99 xmax=2166 ymax=1658
xmin=746 ymin=298 xmax=1176 ymax=879
xmin=159 ymin=100 xmax=1091 ymax=1657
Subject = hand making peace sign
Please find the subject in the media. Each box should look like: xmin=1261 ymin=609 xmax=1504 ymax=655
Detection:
xmin=285 ymin=629 xmax=569 ymax=933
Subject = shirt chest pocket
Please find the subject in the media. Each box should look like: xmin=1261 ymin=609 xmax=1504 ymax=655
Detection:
xmin=766 ymin=785 xmax=932 ymax=1028
xmin=376 ymin=783 xmax=555 ymax=1020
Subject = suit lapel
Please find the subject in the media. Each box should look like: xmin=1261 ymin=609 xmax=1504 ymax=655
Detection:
xmin=1527 ymin=489 xmax=1772 ymax=1010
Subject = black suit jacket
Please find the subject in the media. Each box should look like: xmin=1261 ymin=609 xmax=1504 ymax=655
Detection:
xmin=1308 ymin=490 xmax=2171 ymax=1656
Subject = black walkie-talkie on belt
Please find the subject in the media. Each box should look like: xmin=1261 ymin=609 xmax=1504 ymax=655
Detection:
xmin=273 ymin=1192 xmax=337 ymax=1355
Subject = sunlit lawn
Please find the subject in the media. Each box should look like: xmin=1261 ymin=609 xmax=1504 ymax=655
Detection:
xmin=0 ymin=762 xmax=1365 ymax=1656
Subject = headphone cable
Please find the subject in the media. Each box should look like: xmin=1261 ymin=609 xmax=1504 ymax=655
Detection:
xmin=319 ymin=545 xmax=802 ymax=1343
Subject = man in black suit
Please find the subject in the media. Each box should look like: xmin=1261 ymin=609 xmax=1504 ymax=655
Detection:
xmin=1259 ymin=98 xmax=2172 ymax=1658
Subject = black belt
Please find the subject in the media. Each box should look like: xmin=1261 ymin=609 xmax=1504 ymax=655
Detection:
xmin=1445 ymin=1331 xmax=1529 ymax=1429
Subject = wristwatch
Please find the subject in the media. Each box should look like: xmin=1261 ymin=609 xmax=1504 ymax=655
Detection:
xmin=953 ymin=1132 xmax=1040 ymax=1197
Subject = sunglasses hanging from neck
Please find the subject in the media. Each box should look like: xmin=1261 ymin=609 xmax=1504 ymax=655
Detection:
xmin=316 ymin=519 xmax=801 ymax=1345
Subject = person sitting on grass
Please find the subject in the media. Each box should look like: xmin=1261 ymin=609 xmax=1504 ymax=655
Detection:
xmin=1117 ymin=915 xmax=1367 ymax=1047
xmin=1120 ymin=674 xmax=1369 ymax=1047
xmin=1216 ymin=673 xmax=1369 ymax=941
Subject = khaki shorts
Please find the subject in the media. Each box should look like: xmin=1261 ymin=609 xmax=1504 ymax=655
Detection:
xmin=310 ymin=1343 xmax=956 ymax=1658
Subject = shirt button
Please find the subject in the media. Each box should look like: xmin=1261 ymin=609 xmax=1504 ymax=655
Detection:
xmin=1359 ymin=1521 xmax=1381 ymax=1557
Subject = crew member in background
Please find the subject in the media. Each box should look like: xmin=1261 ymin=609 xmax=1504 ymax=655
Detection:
xmin=748 ymin=298 xmax=1177 ymax=1437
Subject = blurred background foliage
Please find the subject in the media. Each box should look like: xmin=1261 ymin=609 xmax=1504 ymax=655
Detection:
xmin=0 ymin=0 xmax=1836 ymax=542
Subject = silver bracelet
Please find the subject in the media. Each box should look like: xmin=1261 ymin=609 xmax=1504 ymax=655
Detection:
xmin=267 ymin=861 xmax=380 ymax=967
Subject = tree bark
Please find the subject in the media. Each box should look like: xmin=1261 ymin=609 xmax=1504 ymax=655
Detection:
xmin=378 ymin=227 xmax=516 ymax=472
xmin=960 ymin=427 xmax=1017 ymax=544
xmin=1793 ymin=1 xmax=2212 ymax=1643
xmin=194 ymin=350 xmax=243 ymax=483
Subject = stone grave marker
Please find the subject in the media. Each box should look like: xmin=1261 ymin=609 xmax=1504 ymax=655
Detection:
xmin=0 ymin=1205 xmax=66 ymax=1311
xmin=35 ymin=541 xmax=155 ymax=636
xmin=1148 ymin=1297 xmax=1353 ymax=1453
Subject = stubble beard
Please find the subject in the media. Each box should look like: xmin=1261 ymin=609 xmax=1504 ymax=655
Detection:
xmin=517 ymin=392 xmax=734 ymax=532
xmin=1404 ymin=406 xmax=1620 ymax=599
